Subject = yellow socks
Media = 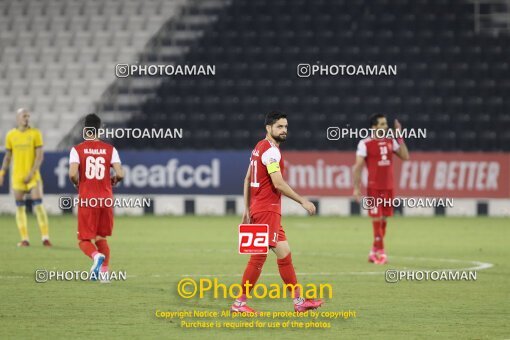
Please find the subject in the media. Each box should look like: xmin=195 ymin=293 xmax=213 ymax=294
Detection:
xmin=15 ymin=200 xmax=50 ymax=242
xmin=15 ymin=202 xmax=28 ymax=241
xmin=33 ymin=201 xmax=49 ymax=240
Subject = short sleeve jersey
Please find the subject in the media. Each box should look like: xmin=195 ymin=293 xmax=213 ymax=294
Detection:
xmin=356 ymin=138 xmax=400 ymax=190
xmin=249 ymin=139 xmax=284 ymax=215
xmin=69 ymin=140 xmax=121 ymax=200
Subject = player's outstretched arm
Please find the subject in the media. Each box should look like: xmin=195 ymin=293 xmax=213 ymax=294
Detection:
xmin=269 ymin=171 xmax=316 ymax=215
xmin=395 ymin=143 xmax=409 ymax=160
xmin=394 ymin=119 xmax=410 ymax=161
xmin=395 ymin=142 xmax=410 ymax=161
xmin=111 ymin=162 xmax=124 ymax=186
xmin=241 ymin=165 xmax=251 ymax=224
xmin=0 ymin=150 xmax=12 ymax=187
xmin=25 ymin=147 xmax=43 ymax=184
xmin=352 ymin=155 xmax=365 ymax=202
xmin=68 ymin=163 xmax=79 ymax=187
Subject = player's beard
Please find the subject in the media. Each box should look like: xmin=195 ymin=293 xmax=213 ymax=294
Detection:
xmin=271 ymin=131 xmax=287 ymax=143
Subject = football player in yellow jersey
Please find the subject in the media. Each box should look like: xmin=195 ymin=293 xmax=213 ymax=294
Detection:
xmin=0 ymin=108 xmax=52 ymax=247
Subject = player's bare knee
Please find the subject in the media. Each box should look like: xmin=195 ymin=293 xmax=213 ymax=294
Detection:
xmin=31 ymin=194 xmax=42 ymax=201
xmin=276 ymin=251 xmax=290 ymax=259
xmin=273 ymin=243 xmax=291 ymax=259
xmin=14 ymin=191 xmax=25 ymax=201
xmin=30 ymin=189 xmax=42 ymax=200
xmin=29 ymin=184 xmax=43 ymax=199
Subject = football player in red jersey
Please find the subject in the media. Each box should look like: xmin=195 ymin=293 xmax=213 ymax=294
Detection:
xmin=68 ymin=114 xmax=124 ymax=282
xmin=231 ymin=111 xmax=324 ymax=313
xmin=353 ymin=114 xmax=410 ymax=264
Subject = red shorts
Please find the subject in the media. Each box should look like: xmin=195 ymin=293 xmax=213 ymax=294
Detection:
xmin=77 ymin=206 xmax=114 ymax=240
xmin=251 ymin=211 xmax=286 ymax=247
xmin=367 ymin=188 xmax=394 ymax=218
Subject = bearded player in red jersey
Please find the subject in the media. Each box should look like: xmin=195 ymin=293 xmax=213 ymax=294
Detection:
xmin=353 ymin=114 xmax=410 ymax=265
xmin=68 ymin=114 xmax=124 ymax=282
xmin=231 ymin=111 xmax=324 ymax=313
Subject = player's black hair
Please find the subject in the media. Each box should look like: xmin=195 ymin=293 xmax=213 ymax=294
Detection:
xmin=265 ymin=111 xmax=287 ymax=126
xmin=84 ymin=113 xmax=101 ymax=129
xmin=369 ymin=113 xmax=386 ymax=127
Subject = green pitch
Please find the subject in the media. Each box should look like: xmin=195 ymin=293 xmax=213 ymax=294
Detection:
xmin=0 ymin=215 xmax=508 ymax=339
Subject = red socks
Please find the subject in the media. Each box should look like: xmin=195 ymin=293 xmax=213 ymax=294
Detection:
xmin=241 ymin=254 xmax=268 ymax=295
xmin=372 ymin=220 xmax=384 ymax=250
xmin=382 ymin=220 xmax=387 ymax=237
xmin=95 ymin=239 xmax=110 ymax=266
xmin=79 ymin=239 xmax=110 ymax=269
xmin=79 ymin=240 xmax=98 ymax=258
xmin=277 ymin=253 xmax=299 ymax=298
xmin=239 ymin=253 xmax=300 ymax=299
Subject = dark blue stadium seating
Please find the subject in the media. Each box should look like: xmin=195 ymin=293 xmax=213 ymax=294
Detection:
xmin=117 ymin=0 xmax=510 ymax=151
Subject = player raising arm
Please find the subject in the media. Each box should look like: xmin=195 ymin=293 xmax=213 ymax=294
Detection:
xmin=69 ymin=113 xmax=124 ymax=282
xmin=233 ymin=111 xmax=323 ymax=313
xmin=0 ymin=108 xmax=51 ymax=247
xmin=353 ymin=114 xmax=409 ymax=264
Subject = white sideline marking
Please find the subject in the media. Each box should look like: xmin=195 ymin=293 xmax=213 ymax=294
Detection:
xmin=179 ymin=254 xmax=493 ymax=278
xmin=0 ymin=255 xmax=493 ymax=280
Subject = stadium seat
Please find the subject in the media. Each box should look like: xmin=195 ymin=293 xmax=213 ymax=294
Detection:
xmin=0 ymin=0 xmax=189 ymax=149
xmin=1 ymin=0 xmax=507 ymax=151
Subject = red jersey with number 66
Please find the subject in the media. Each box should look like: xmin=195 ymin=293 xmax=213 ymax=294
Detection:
xmin=69 ymin=140 xmax=121 ymax=199
xmin=249 ymin=139 xmax=285 ymax=216
xmin=356 ymin=138 xmax=400 ymax=190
